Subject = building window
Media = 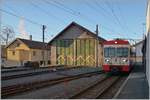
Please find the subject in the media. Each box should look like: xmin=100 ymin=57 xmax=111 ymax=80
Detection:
xmin=2 ymin=59 xmax=4 ymax=63
xmin=12 ymin=51 xmax=15 ymax=55
xmin=33 ymin=51 xmax=36 ymax=56
xmin=48 ymin=60 xmax=50 ymax=64
xmin=40 ymin=61 xmax=43 ymax=65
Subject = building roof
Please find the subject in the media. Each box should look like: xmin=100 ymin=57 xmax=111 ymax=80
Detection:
xmin=6 ymin=38 xmax=49 ymax=50
xmin=133 ymin=40 xmax=143 ymax=47
xmin=48 ymin=22 xmax=106 ymax=44
xmin=103 ymin=39 xmax=130 ymax=45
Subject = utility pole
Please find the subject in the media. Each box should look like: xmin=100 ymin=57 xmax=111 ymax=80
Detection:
xmin=142 ymin=23 xmax=146 ymax=39
xmin=42 ymin=25 xmax=46 ymax=67
xmin=96 ymin=24 xmax=99 ymax=67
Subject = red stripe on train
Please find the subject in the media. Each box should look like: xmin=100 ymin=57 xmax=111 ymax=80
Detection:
xmin=103 ymin=65 xmax=110 ymax=72
xmin=103 ymin=65 xmax=130 ymax=72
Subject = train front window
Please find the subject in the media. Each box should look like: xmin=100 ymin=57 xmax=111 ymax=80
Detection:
xmin=117 ymin=48 xmax=129 ymax=57
xmin=104 ymin=47 xmax=115 ymax=57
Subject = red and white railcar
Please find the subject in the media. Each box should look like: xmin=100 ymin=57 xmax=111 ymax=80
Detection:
xmin=103 ymin=39 xmax=131 ymax=73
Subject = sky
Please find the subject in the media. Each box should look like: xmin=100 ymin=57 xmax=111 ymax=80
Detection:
xmin=0 ymin=0 xmax=148 ymax=43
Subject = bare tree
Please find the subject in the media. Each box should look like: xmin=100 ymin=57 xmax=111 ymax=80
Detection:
xmin=0 ymin=25 xmax=15 ymax=45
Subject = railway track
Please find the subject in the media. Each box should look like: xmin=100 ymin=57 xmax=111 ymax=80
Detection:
xmin=2 ymin=70 xmax=104 ymax=98
xmin=1 ymin=68 xmax=32 ymax=73
xmin=1 ymin=65 xmax=68 ymax=73
xmin=2 ymin=66 xmax=83 ymax=80
xmin=70 ymin=75 xmax=120 ymax=99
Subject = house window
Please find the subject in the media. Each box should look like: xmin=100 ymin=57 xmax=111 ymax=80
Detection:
xmin=12 ymin=51 xmax=15 ymax=55
xmin=48 ymin=60 xmax=50 ymax=64
xmin=2 ymin=59 xmax=4 ymax=63
xmin=33 ymin=51 xmax=36 ymax=56
xmin=40 ymin=61 xmax=43 ymax=65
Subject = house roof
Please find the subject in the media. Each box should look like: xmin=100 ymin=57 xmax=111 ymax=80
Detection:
xmin=133 ymin=40 xmax=143 ymax=47
xmin=48 ymin=22 xmax=106 ymax=44
xmin=6 ymin=38 xmax=49 ymax=50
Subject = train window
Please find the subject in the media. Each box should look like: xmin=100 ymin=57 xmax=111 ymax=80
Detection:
xmin=104 ymin=48 xmax=109 ymax=57
xmin=104 ymin=47 xmax=115 ymax=57
xmin=117 ymin=48 xmax=128 ymax=57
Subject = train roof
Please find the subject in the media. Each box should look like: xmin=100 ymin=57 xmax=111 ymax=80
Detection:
xmin=103 ymin=39 xmax=130 ymax=45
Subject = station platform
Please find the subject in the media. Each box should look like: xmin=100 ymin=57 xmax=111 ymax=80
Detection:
xmin=114 ymin=65 xmax=149 ymax=99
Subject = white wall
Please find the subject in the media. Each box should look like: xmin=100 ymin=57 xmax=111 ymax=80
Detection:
xmin=135 ymin=42 xmax=143 ymax=57
xmin=146 ymin=32 xmax=150 ymax=87
xmin=146 ymin=0 xmax=150 ymax=36
xmin=146 ymin=0 xmax=150 ymax=87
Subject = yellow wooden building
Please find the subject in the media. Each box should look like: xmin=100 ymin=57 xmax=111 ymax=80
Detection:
xmin=5 ymin=38 xmax=50 ymax=67
xmin=48 ymin=22 xmax=106 ymax=67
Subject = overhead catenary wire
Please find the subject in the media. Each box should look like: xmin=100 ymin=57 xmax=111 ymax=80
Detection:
xmin=4 ymin=5 xmax=21 ymax=16
xmin=94 ymin=0 xmax=111 ymax=16
xmin=83 ymin=0 xmax=123 ymax=37
xmin=43 ymin=0 xmax=97 ymax=26
xmin=92 ymin=0 xmax=122 ymax=30
xmin=93 ymin=0 xmax=137 ymax=35
xmin=1 ymin=0 xmax=139 ymax=41
xmin=0 ymin=8 xmax=42 ymax=26
xmin=43 ymin=0 xmax=77 ymax=16
xmin=84 ymin=0 xmax=108 ymax=18
xmin=0 ymin=8 xmax=51 ymax=42
xmin=104 ymin=0 xmax=129 ymax=38
xmin=44 ymin=0 xmax=94 ymax=26
xmin=28 ymin=1 xmax=67 ymax=25
xmin=43 ymin=0 xmax=122 ymax=37
xmin=115 ymin=3 xmax=138 ymax=36
xmin=52 ymin=0 xmax=80 ymax=16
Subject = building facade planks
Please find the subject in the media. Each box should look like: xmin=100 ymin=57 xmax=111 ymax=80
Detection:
xmin=49 ymin=22 xmax=105 ymax=67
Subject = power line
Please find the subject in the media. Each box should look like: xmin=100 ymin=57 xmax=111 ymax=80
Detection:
xmin=43 ymin=0 xmax=97 ymax=26
xmin=115 ymin=3 xmax=138 ymax=36
xmin=52 ymin=0 xmax=80 ymax=15
xmin=43 ymin=0 xmax=121 ymax=36
xmin=0 ymin=8 xmax=42 ymax=26
xmin=104 ymin=0 xmax=128 ymax=38
xmin=43 ymin=0 xmax=77 ymax=16
xmin=93 ymin=0 xmax=121 ymax=27
xmin=2 ymin=0 xmax=127 ymax=40
xmin=92 ymin=0 xmax=121 ymax=27
xmin=85 ymin=2 xmax=122 ymax=36
xmin=29 ymin=1 xmax=67 ymax=24
xmin=106 ymin=1 xmax=124 ymax=29
xmin=88 ymin=0 xmax=109 ymax=18
xmin=0 ymin=8 xmax=50 ymax=42
xmin=4 ymin=5 xmax=22 ymax=15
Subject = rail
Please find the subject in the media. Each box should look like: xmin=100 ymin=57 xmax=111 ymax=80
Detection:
xmin=70 ymin=75 xmax=120 ymax=99
xmin=2 ymin=66 xmax=84 ymax=80
xmin=2 ymin=70 xmax=104 ymax=98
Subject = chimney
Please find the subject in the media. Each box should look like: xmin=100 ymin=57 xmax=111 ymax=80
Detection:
xmin=29 ymin=35 xmax=32 ymax=41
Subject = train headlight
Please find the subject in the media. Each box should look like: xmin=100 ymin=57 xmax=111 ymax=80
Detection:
xmin=122 ymin=59 xmax=127 ymax=62
xmin=105 ymin=59 xmax=110 ymax=62
xmin=106 ymin=59 xmax=109 ymax=62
